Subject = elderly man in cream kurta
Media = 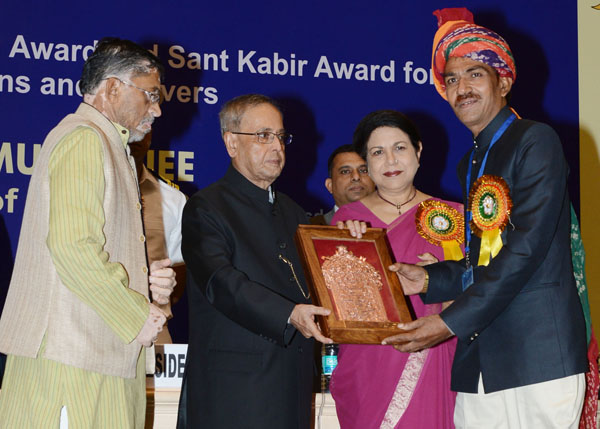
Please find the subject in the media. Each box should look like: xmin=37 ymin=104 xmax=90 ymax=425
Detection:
xmin=0 ymin=38 xmax=176 ymax=429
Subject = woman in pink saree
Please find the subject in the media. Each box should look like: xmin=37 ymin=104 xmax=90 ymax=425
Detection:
xmin=330 ymin=110 xmax=461 ymax=428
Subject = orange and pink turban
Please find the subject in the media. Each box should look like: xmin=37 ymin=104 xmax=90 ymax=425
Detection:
xmin=431 ymin=8 xmax=516 ymax=99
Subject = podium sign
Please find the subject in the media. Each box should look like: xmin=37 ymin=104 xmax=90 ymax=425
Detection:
xmin=154 ymin=344 xmax=188 ymax=388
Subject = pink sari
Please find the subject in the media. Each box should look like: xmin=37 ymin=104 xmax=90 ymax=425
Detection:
xmin=330 ymin=199 xmax=458 ymax=429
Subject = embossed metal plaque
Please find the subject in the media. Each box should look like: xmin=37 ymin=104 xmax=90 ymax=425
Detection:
xmin=294 ymin=225 xmax=413 ymax=344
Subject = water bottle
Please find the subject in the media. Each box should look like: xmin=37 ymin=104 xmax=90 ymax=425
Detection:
xmin=321 ymin=343 xmax=339 ymax=393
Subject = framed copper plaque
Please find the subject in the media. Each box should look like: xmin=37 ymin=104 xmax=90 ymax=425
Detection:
xmin=294 ymin=224 xmax=413 ymax=344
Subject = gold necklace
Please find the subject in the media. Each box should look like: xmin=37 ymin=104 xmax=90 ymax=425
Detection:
xmin=377 ymin=187 xmax=417 ymax=214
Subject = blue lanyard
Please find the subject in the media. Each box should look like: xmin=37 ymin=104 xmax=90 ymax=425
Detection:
xmin=464 ymin=114 xmax=515 ymax=267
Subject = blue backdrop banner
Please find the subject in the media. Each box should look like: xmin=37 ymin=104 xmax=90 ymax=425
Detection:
xmin=0 ymin=1 xmax=580 ymax=342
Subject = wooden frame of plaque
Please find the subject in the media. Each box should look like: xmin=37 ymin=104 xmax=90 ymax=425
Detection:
xmin=294 ymin=224 xmax=413 ymax=344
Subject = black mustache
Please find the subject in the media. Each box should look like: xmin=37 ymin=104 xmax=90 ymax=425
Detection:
xmin=456 ymin=93 xmax=480 ymax=104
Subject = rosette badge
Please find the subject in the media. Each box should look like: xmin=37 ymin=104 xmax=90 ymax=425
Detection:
xmin=416 ymin=200 xmax=464 ymax=261
xmin=468 ymin=175 xmax=513 ymax=266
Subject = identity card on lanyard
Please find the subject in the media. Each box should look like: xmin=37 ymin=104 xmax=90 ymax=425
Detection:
xmin=462 ymin=113 xmax=516 ymax=290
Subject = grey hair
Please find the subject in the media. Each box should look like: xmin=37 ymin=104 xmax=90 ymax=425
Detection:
xmin=79 ymin=37 xmax=164 ymax=95
xmin=219 ymin=94 xmax=282 ymax=137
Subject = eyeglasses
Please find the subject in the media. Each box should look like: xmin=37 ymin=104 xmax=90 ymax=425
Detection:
xmin=229 ymin=131 xmax=293 ymax=145
xmin=106 ymin=76 xmax=162 ymax=104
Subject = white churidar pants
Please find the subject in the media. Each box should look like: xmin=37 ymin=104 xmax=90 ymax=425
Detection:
xmin=454 ymin=373 xmax=585 ymax=429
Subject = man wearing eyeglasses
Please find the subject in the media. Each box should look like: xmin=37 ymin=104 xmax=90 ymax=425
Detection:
xmin=177 ymin=94 xmax=332 ymax=429
xmin=0 ymin=37 xmax=176 ymax=428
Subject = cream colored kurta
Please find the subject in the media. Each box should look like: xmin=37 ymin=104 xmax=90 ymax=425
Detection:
xmin=0 ymin=104 xmax=151 ymax=428
xmin=44 ymin=123 xmax=148 ymax=339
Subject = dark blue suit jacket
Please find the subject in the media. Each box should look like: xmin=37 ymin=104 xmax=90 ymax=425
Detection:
xmin=425 ymin=106 xmax=587 ymax=393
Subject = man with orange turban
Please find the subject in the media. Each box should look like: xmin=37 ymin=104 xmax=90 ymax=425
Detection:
xmin=385 ymin=8 xmax=588 ymax=428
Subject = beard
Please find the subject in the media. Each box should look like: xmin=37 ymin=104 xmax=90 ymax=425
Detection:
xmin=128 ymin=116 xmax=154 ymax=143
xmin=128 ymin=129 xmax=147 ymax=143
